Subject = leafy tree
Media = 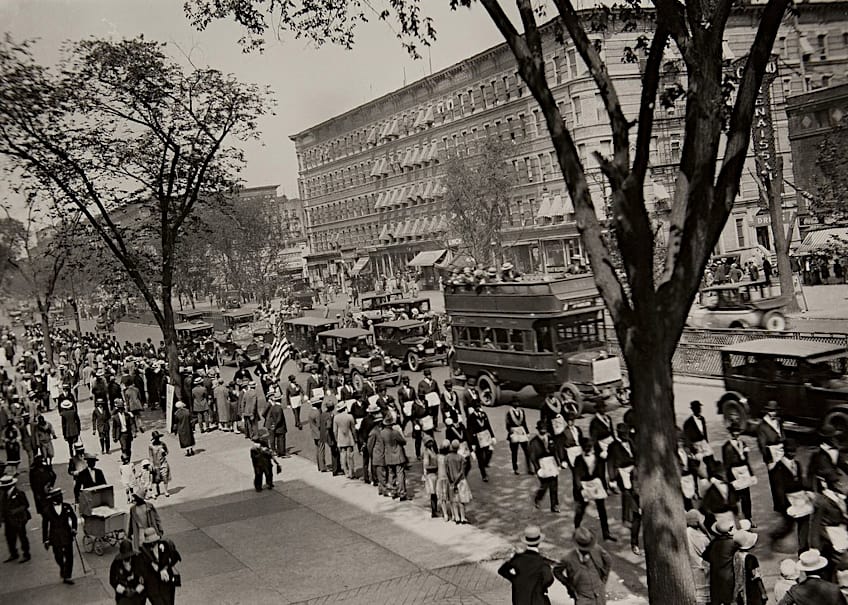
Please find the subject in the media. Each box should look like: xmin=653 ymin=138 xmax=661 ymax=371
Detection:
xmin=0 ymin=36 xmax=274 ymax=386
xmin=442 ymin=138 xmax=517 ymax=265
xmin=0 ymin=215 xmax=25 ymax=288
xmin=185 ymin=1 xmax=791 ymax=601
xmin=812 ymin=114 xmax=848 ymax=222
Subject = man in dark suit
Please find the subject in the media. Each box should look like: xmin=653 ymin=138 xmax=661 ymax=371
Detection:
xmin=809 ymin=471 xmax=846 ymax=581
xmin=609 ymin=423 xmax=638 ymax=529
xmin=573 ymin=437 xmax=616 ymax=541
xmin=416 ymin=368 xmax=440 ymax=430
xmin=0 ymin=475 xmax=31 ymax=562
xmin=461 ymin=377 xmax=482 ymax=409
xmin=683 ymin=399 xmax=709 ymax=448
xmin=528 ymin=421 xmax=560 ymax=513
xmin=73 ymin=453 xmax=107 ymax=502
xmin=497 ymin=525 xmax=554 ymax=605
xmin=396 ymin=375 xmax=417 ymax=434
xmin=721 ymin=423 xmax=755 ymax=524
xmin=111 ymin=401 xmax=137 ymax=459
xmin=553 ymin=527 xmax=611 ymax=605
xmin=42 ymin=488 xmax=78 ymax=585
xmin=263 ymin=393 xmax=288 ymax=457
xmin=702 ymin=519 xmax=737 ymax=605
xmin=807 ymin=426 xmax=845 ymax=493
xmin=699 ymin=460 xmax=740 ymax=531
xmin=337 ymin=374 xmax=356 ymax=403
xmin=769 ymin=439 xmax=811 ymax=553
xmin=778 ymin=550 xmax=847 ymax=604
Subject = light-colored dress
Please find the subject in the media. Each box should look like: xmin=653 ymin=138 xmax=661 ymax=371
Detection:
xmin=435 ymin=453 xmax=450 ymax=503
xmin=422 ymin=449 xmax=438 ymax=496
xmin=149 ymin=442 xmax=171 ymax=484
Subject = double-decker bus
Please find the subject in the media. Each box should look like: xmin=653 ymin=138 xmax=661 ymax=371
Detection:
xmin=444 ymin=274 xmax=628 ymax=411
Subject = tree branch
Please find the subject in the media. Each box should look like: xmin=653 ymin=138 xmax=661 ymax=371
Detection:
xmin=631 ymin=27 xmax=668 ymax=183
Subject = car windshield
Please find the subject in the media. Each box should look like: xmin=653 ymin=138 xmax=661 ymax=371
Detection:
xmin=700 ymin=291 xmax=719 ymax=307
xmin=801 ymin=357 xmax=848 ymax=386
xmin=400 ymin=325 xmax=426 ymax=338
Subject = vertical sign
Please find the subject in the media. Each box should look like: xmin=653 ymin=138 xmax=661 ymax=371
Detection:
xmin=165 ymin=384 xmax=175 ymax=433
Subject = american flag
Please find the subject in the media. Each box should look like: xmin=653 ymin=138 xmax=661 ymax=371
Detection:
xmin=268 ymin=330 xmax=292 ymax=378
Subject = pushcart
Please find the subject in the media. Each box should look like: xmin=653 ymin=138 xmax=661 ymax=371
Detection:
xmin=79 ymin=484 xmax=126 ymax=555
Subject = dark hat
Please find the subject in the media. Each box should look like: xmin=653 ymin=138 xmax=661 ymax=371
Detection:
xmin=443 ymin=379 xmax=453 ymax=387
xmin=423 ymin=369 xmax=432 ymax=376
xmin=47 ymin=487 xmax=63 ymax=500
xmin=84 ymin=453 xmax=98 ymax=462
xmin=784 ymin=438 xmax=798 ymax=453
xmin=594 ymin=400 xmax=607 ymax=411
xmin=466 ymin=376 xmax=477 ymax=386
xmin=820 ymin=424 xmax=838 ymax=439
xmin=579 ymin=436 xmax=593 ymax=450
xmin=574 ymin=527 xmax=595 ymax=550
xmin=116 ymin=539 xmax=134 ymax=561
xmin=616 ymin=423 xmax=629 ymax=434
xmin=150 ymin=431 xmax=163 ymax=440
xmin=566 ymin=410 xmax=579 ymax=421
xmin=764 ymin=400 xmax=780 ymax=412
xmin=382 ymin=415 xmax=394 ymax=426
xmin=536 ymin=420 xmax=546 ymax=431
xmin=727 ymin=422 xmax=743 ymax=434
xmin=690 ymin=400 xmax=702 ymax=410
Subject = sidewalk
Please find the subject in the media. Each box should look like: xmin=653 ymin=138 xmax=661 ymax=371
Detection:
xmin=789 ymin=283 xmax=848 ymax=320
xmin=2 ymin=397 xmax=645 ymax=605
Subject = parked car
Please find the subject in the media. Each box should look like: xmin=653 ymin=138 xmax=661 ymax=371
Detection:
xmin=282 ymin=316 xmax=340 ymax=372
xmin=357 ymin=290 xmax=403 ymax=321
xmin=175 ymin=320 xmax=214 ymax=343
xmin=717 ymin=337 xmax=848 ymax=434
xmin=373 ymin=319 xmax=448 ymax=371
xmin=316 ymin=328 xmax=401 ymax=391
xmin=687 ymin=283 xmax=788 ymax=331
xmin=376 ymin=297 xmax=432 ymax=321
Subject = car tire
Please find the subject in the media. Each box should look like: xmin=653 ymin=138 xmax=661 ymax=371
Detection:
xmin=406 ymin=351 xmax=420 ymax=372
xmin=762 ymin=310 xmax=787 ymax=332
xmin=478 ymin=374 xmax=500 ymax=407
xmin=721 ymin=399 xmax=748 ymax=431
xmin=559 ymin=382 xmax=585 ymax=416
xmin=351 ymin=371 xmax=364 ymax=392
xmin=823 ymin=411 xmax=848 ymax=442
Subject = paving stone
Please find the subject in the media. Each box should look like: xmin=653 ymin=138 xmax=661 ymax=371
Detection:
xmin=179 ymin=491 xmax=300 ymax=527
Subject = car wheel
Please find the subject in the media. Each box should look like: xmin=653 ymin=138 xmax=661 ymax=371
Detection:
xmin=559 ymin=382 xmax=585 ymax=416
xmin=351 ymin=371 xmax=364 ymax=392
xmin=762 ymin=310 xmax=787 ymax=332
xmin=406 ymin=351 xmax=420 ymax=372
xmin=478 ymin=374 xmax=500 ymax=407
xmin=824 ymin=411 xmax=848 ymax=441
xmin=721 ymin=399 xmax=748 ymax=430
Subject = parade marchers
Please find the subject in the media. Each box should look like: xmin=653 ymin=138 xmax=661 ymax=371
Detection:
xmin=2 ymin=318 xmax=848 ymax=604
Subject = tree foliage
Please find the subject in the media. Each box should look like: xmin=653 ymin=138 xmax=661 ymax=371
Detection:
xmin=442 ymin=138 xmax=517 ymax=265
xmin=0 ymin=35 xmax=274 ymax=384
xmin=812 ymin=114 xmax=848 ymax=222
xmin=183 ymin=1 xmax=792 ymax=602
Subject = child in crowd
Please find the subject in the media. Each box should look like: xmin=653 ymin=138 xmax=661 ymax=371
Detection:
xmin=119 ymin=454 xmax=133 ymax=503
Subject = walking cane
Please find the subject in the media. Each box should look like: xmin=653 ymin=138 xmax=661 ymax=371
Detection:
xmin=73 ymin=532 xmax=88 ymax=575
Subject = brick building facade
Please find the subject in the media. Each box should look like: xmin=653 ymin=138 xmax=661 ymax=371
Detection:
xmin=290 ymin=2 xmax=848 ymax=287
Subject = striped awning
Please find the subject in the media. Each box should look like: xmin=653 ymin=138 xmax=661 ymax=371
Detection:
xmin=423 ymin=105 xmax=435 ymax=125
xmin=536 ymin=194 xmax=554 ymax=219
xmin=412 ymin=108 xmax=426 ymax=129
xmin=793 ymin=227 xmax=848 ymax=256
xmin=425 ymin=144 xmax=439 ymax=163
xmin=401 ymin=149 xmax=415 ymax=168
xmin=408 ymin=249 xmax=448 ymax=267
xmin=366 ymin=127 xmax=378 ymax=146
xmin=378 ymin=224 xmax=390 ymax=241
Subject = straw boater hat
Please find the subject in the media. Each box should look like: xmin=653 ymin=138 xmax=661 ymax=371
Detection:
xmin=733 ymin=530 xmax=758 ymax=551
xmin=522 ymin=526 xmax=544 ymax=547
xmin=798 ymin=549 xmax=828 ymax=572
xmin=0 ymin=476 xmax=17 ymax=488
xmin=335 ymin=401 xmax=347 ymax=413
xmin=59 ymin=399 xmax=73 ymax=410
xmin=366 ymin=402 xmax=381 ymax=414
xmin=712 ymin=518 xmax=735 ymax=536
xmin=194 ymin=377 xmax=203 ymax=384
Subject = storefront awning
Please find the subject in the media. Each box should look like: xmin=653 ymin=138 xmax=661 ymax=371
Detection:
xmin=350 ymin=257 xmax=370 ymax=276
xmin=425 ymin=144 xmax=439 ymax=163
xmin=537 ymin=194 xmax=554 ymax=219
xmin=408 ymin=249 xmax=448 ymax=267
xmin=379 ymin=224 xmax=391 ymax=241
xmin=366 ymin=127 xmax=378 ymax=146
xmin=722 ymin=40 xmax=735 ymax=61
xmin=413 ymin=145 xmax=425 ymax=165
xmin=793 ymin=227 xmax=848 ymax=256
xmin=412 ymin=108 xmax=426 ymax=130
xmin=442 ymin=254 xmax=476 ymax=271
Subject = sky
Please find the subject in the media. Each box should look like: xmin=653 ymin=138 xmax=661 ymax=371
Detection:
xmin=0 ymin=0 xmax=512 ymax=206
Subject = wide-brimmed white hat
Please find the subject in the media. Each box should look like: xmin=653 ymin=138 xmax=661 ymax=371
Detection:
xmin=798 ymin=549 xmax=828 ymax=572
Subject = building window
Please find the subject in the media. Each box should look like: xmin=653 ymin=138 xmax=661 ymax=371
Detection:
xmin=573 ymin=96 xmax=583 ymax=124
xmin=735 ymin=217 xmax=746 ymax=247
xmin=526 ymin=156 xmax=535 ymax=182
xmin=518 ymin=113 xmax=528 ymax=140
xmin=514 ymin=71 xmax=524 ymax=97
xmin=595 ymin=93 xmax=604 ymax=122
xmin=599 ymin=139 xmax=611 ymax=160
xmin=480 ymin=84 xmax=489 ymax=109
xmin=577 ymin=143 xmax=587 ymax=166
xmin=649 ymin=136 xmax=658 ymax=165
xmin=507 ymin=116 xmax=515 ymax=142
xmin=568 ymin=48 xmax=578 ymax=79
xmin=533 ymin=109 xmax=544 ymax=135
xmin=823 ymin=74 xmax=832 ymax=88
xmin=503 ymin=75 xmax=511 ymax=101
xmin=818 ymin=33 xmax=828 ymax=60
xmin=669 ymin=134 xmax=681 ymax=164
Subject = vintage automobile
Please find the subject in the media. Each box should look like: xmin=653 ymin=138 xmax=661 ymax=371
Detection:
xmin=376 ymin=297 xmax=432 ymax=321
xmin=175 ymin=320 xmax=214 ymax=343
xmin=291 ymin=289 xmax=315 ymax=310
xmin=316 ymin=327 xmax=401 ymax=391
xmin=373 ymin=319 xmax=448 ymax=372
xmin=717 ymin=338 xmax=848 ymax=434
xmin=282 ymin=317 xmax=340 ymax=372
xmin=177 ymin=310 xmax=207 ymax=322
xmin=687 ymin=283 xmax=789 ymax=331
xmin=213 ymin=310 xmax=263 ymax=366
xmin=358 ymin=290 xmax=403 ymax=321
xmin=445 ymin=275 xmax=628 ymax=412
xmin=7 ymin=310 xmax=21 ymax=325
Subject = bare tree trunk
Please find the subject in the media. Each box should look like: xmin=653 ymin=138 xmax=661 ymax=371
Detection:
xmin=629 ymin=338 xmax=697 ymax=605
xmin=37 ymin=300 xmax=54 ymax=369
xmin=768 ymin=179 xmax=798 ymax=311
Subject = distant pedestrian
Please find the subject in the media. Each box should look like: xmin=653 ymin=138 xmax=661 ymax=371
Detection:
xmin=263 ymin=393 xmax=288 ymax=458
xmin=497 ymin=525 xmax=554 ymax=605
xmin=554 ymin=527 xmax=611 ymax=605
xmin=109 ymin=539 xmax=145 ymax=604
xmin=685 ymin=509 xmax=711 ymax=605
xmin=127 ymin=489 xmax=163 ymax=553
xmin=0 ymin=475 xmax=31 ymax=563
xmin=112 ymin=400 xmax=137 ymax=459
xmin=505 ymin=396 xmax=530 ymax=475
xmin=529 ymin=420 xmax=560 ymax=513
xmin=172 ymin=401 xmax=195 ymax=456
xmin=34 ymin=414 xmax=57 ymax=464
xmin=91 ymin=398 xmax=111 ymax=454
xmin=445 ymin=439 xmax=470 ymax=523
xmin=250 ymin=432 xmax=281 ymax=491
xmin=381 ymin=415 xmax=408 ymax=500
xmin=213 ymin=379 xmax=231 ymax=432
xmin=41 ymin=487 xmax=76 ymax=583
xmin=733 ymin=529 xmax=766 ymax=604
xmin=421 ymin=436 xmax=439 ymax=518
xmin=59 ymin=399 xmax=81 ymax=456
xmin=307 ymin=400 xmax=326 ymax=472
xmin=762 ymin=257 xmax=773 ymax=285
xmin=137 ymin=528 xmax=182 ymax=605
xmin=29 ymin=454 xmax=56 ymax=516
xmin=148 ymin=432 xmax=171 ymax=498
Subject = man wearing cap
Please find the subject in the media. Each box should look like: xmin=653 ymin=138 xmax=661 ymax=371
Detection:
xmin=137 ymin=527 xmax=182 ymax=605
xmin=417 ymin=368 xmax=440 ymax=430
xmin=702 ymin=519 xmax=737 ymax=605
xmin=59 ymin=399 xmax=81 ymax=457
xmin=0 ymin=475 xmax=31 ymax=563
xmin=497 ymin=525 xmax=554 ymax=605
xmin=74 ymin=453 xmax=107 ymax=503
xmin=334 ymin=400 xmax=357 ymax=479
xmin=769 ymin=439 xmax=811 ymax=553
xmin=553 ymin=527 xmax=611 ymax=605
xmin=683 ymin=400 xmax=711 ymax=460
xmin=112 ymin=400 xmax=138 ymax=459
xmin=41 ymin=488 xmax=77 ymax=584
xmin=779 ymin=549 xmax=846 ymax=603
